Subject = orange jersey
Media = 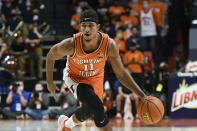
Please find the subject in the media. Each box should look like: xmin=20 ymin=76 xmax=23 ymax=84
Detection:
xmin=123 ymin=50 xmax=144 ymax=73
xmin=108 ymin=5 xmax=125 ymax=15
xmin=123 ymin=30 xmax=133 ymax=41
xmin=120 ymin=15 xmax=139 ymax=25
xmin=128 ymin=3 xmax=142 ymax=16
xmin=71 ymin=14 xmax=80 ymax=30
xmin=66 ymin=32 xmax=109 ymax=99
xmin=114 ymin=38 xmax=126 ymax=58
xmin=129 ymin=4 xmax=142 ymax=12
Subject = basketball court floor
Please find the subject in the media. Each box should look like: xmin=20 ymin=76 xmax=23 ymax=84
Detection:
xmin=1 ymin=118 xmax=197 ymax=131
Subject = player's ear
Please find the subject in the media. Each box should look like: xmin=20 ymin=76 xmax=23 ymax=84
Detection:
xmin=97 ymin=24 xmax=100 ymax=30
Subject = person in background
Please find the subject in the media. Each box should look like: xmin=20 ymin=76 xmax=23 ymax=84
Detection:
xmin=108 ymin=0 xmax=125 ymax=24
xmin=25 ymin=23 xmax=43 ymax=80
xmin=21 ymin=0 xmax=33 ymax=39
xmin=1 ymin=0 xmax=16 ymax=23
xmin=1 ymin=80 xmax=29 ymax=119
xmin=123 ymin=42 xmax=144 ymax=88
xmin=0 ymin=43 xmax=9 ymax=63
xmin=101 ymin=15 xmax=116 ymax=38
xmin=149 ymin=0 xmax=166 ymax=37
xmin=103 ymin=80 xmax=113 ymax=114
xmin=126 ymin=26 xmax=146 ymax=51
xmin=70 ymin=6 xmax=81 ymax=33
xmin=32 ymin=8 xmax=50 ymax=35
xmin=120 ymin=6 xmax=139 ymax=27
xmin=115 ymin=80 xmax=139 ymax=120
xmin=25 ymin=83 xmax=50 ymax=120
xmin=5 ymin=8 xmax=22 ymax=46
xmin=0 ymin=17 xmax=6 ymax=43
xmin=9 ymin=35 xmax=28 ymax=79
xmin=140 ymin=0 xmax=157 ymax=61
xmin=50 ymin=83 xmax=78 ymax=119
xmin=95 ymin=0 xmax=109 ymax=26
xmin=113 ymin=29 xmax=126 ymax=58
xmin=128 ymin=0 xmax=142 ymax=17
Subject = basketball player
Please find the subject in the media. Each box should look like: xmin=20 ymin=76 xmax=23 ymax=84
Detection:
xmin=46 ymin=9 xmax=146 ymax=131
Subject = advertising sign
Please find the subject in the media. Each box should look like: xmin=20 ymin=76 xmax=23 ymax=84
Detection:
xmin=169 ymin=73 xmax=197 ymax=118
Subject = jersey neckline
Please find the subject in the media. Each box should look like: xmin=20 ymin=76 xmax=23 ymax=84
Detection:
xmin=80 ymin=32 xmax=104 ymax=55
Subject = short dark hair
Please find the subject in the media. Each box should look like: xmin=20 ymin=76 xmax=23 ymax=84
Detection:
xmin=80 ymin=9 xmax=99 ymax=24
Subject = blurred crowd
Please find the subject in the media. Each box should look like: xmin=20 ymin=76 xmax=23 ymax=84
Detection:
xmin=0 ymin=81 xmax=78 ymax=120
xmin=0 ymin=0 xmax=50 ymax=80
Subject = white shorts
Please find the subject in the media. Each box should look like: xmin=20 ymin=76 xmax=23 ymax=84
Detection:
xmin=63 ymin=68 xmax=79 ymax=99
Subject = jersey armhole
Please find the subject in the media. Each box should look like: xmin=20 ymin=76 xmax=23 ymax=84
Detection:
xmin=105 ymin=36 xmax=109 ymax=58
xmin=70 ymin=35 xmax=77 ymax=58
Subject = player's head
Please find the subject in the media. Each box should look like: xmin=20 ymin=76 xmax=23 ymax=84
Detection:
xmin=80 ymin=9 xmax=100 ymax=42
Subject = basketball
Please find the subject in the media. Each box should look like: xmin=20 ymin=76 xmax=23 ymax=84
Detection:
xmin=137 ymin=96 xmax=164 ymax=125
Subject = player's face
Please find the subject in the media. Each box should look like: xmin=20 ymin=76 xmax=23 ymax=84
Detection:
xmin=80 ymin=21 xmax=100 ymax=41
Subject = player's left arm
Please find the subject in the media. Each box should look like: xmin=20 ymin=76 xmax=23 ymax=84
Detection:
xmin=107 ymin=38 xmax=146 ymax=98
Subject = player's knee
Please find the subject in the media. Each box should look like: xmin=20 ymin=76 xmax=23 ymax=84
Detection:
xmin=77 ymin=83 xmax=92 ymax=100
xmin=94 ymin=115 xmax=109 ymax=127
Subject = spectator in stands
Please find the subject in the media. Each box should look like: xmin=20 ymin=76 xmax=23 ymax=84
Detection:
xmin=0 ymin=43 xmax=9 ymax=63
xmin=101 ymin=15 xmax=116 ymax=38
xmin=21 ymin=0 xmax=33 ymax=39
xmin=75 ymin=0 xmax=91 ymax=9
xmin=70 ymin=6 xmax=81 ymax=33
xmin=128 ymin=0 xmax=142 ymax=17
xmin=115 ymin=80 xmax=139 ymax=120
xmin=32 ymin=8 xmax=50 ymax=36
xmin=1 ymin=0 xmax=16 ymax=23
xmin=9 ymin=35 xmax=28 ymax=79
xmin=21 ymin=1 xmax=33 ymax=25
xmin=1 ymin=80 xmax=29 ymax=119
xmin=149 ymin=0 xmax=166 ymax=37
xmin=103 ymin=80 xmax=113 ymax=114
xmin=123 ymin=41 xmax=144 ymax=88
xmin=120 ymin=6 xmax=139 ymax=28
xmin=25 ymin=83 xmax=50 ymax=120
xmin=31 ymin=0 xmax=43 ymax=9
xmin=25 ymin=23 xmax=43 ymax=80
xmin=96 ymin=0 xmax=109 ymax=26
xmin=114 ymin=29 xmax=126 ymax=58
xmin=140 ymin=0 xmax=157 ymax=62
xmin=108 ymin=0 xmax=125 ymax=24
xmin=126 ymin=26 xmax=146 ymax=51
xmin=6 ymin=8 xmax=21 ymax=37
xmin=0 ymin=18 xmax=6 ymax=43
xmin=150 ymin=0 xmax=167 ymax=60
xmin=114 ymin=18 xmax=124 ymax=31
xmin=123 ymin=25 xmax=133 ymax=41
xmin=50 ymin=83 xmax=78 ymax=118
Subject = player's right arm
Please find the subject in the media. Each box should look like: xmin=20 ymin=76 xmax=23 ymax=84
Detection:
xmin=46 ymin=37 xmax=75 ymax=98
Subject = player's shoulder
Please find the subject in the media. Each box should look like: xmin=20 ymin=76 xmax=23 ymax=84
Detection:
xmin=108 ymin=38 xmax=117 ymax=49
xmin=58 ymin=37 xmax=75 ymax=49
xmin=107 ymin=38 xmax=119 ymax=57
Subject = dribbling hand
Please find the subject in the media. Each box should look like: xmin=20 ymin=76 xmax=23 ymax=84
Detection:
xmin=47 ymin=83 xmax=59 ymax=99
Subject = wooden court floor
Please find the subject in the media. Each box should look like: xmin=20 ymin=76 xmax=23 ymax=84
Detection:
xmin=0 ymin=118 xmax=197 ymax=131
